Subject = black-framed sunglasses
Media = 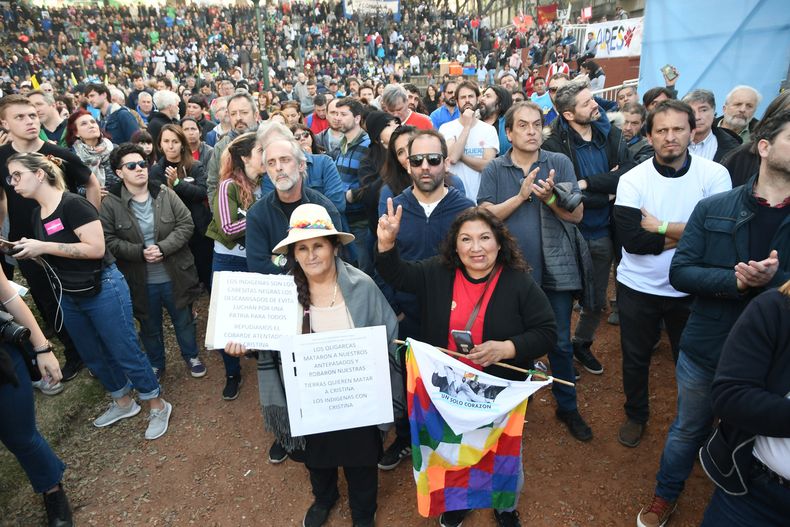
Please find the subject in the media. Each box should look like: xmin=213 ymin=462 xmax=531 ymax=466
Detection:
xmin=122 ymin=161 xmax=147 ymax=170
xmin=408 ymin=153 xmax=444 ymax=167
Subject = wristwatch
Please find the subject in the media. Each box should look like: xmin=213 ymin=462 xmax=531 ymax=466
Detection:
xmin=273 ymin=254 xmax=287 ymax=268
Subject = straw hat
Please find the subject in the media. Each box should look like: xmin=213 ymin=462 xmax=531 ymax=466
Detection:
xmin=271 ymin=204 xmax=355 ymax=254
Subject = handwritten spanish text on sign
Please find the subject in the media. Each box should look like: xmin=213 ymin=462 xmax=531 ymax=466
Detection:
xmin=205 ymin=272 xmax=298 ymax=350
xmin=281 ymin=326 xmax=393 ymax=436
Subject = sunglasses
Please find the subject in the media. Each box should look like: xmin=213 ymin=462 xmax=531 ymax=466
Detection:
xmin=408 ymin=153 xmax=444 ymax=167
xmin=294 ymin=132 xmax=310 ymax=140
xmin=122 ymin=161 xmax=147 ymax=170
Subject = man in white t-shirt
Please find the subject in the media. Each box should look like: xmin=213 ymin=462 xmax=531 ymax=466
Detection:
xmin=613 ymin=99 xmax=731 ymax=449
xmin=438 ymin=81 xmax=499 ymax=201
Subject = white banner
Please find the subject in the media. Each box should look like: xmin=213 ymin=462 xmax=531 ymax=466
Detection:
xmin=587 ymin=17 xmax=644 ymax=58
xmin=204 ymin=272 xmax=299 ymax=350
xmin=281 ymin=326 xmax=394 ymax=437
xmin=343 ymin=0 xmax=399 ymax=16
xmin=409 ymin=338 xmax=551 ymax=435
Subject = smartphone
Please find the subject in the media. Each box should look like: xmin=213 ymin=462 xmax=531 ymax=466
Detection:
xmin=451 ymin=330 xmax=474 ymax=354
xmin=0 ymin=238 xmax=17 ymax=254
xmin=661 ymin=64 xmax=678 ymax=81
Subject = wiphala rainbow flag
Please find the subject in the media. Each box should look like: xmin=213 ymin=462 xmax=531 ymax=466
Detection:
xmin=405 ymin=339 xmax=551 ymax=517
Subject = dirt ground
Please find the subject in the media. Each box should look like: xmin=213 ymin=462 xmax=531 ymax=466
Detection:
xmin=3 ymin=293 xmax=714 ymax=527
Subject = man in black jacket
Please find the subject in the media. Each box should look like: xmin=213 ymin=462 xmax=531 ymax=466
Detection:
xmin=542 ymin=80 xmax=635 ymax=377
xmin=682 ymin=89 xmax=740 ymax=163
xmin=635 ymin=107 xmax=790 ymax=527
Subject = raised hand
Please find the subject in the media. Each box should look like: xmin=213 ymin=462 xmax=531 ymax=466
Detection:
xmin=377 ymin=197 xmax=403 ymax=252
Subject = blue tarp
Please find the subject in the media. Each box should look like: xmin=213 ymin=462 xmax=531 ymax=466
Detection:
xmin=639 ymin=0 xmax=790 ymax=117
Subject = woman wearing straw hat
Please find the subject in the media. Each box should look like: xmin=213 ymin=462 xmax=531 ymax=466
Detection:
xmin=225 ymin=203 xmax=403 ymax=527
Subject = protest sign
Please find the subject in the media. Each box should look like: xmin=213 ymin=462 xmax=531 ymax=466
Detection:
xmin=280 ymin=325 xmax=393 ymax=436
xmin=205 ymin=272 xmax=298 ymax=350
xmin=588 ymin=17 xmax=644 ymax=58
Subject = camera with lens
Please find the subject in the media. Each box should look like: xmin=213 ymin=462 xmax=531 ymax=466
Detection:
xmin=0 ymin=308 xmax=31 ymax=346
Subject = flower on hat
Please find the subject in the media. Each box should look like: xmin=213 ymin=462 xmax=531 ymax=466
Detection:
xmin=290 ymin=218 xmax=335 ymax=231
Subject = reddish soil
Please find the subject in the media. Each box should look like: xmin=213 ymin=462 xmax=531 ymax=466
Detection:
xmin=7 ymin=293 xmax=713 ymax=526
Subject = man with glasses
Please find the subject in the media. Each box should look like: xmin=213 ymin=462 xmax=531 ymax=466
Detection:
xmin=429 ymin=80 xmax=459 ymax=130
xmin=479 ymin=101 xmax=593 ymax=444
xmin=377 ymin=128 xmax=474 ymax=471
xmin=0 ymin=94 xmax=100 ymax=382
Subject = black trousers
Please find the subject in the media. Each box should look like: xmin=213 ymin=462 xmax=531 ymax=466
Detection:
xmin=17 ymin=258 xmax=81 ymax=366
xmin=617 ymin=282 xmax=692 ymax=424
xmin=307 ymin=464 xmax=377 ymax=522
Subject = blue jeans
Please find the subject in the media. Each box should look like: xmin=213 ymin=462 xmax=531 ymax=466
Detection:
xmin=348 ymin=218 xmax=373 ymax=276
xmin=138 ymin=281 xmax=199 ymax=371
xmin=0 ymin=344 xmax=65 ymax=493
xmin=655 ymin=351 xmax=716 ymax=501
xmin=701 ymin=463 xmax=790 ymax=526
xmin=543 ymin=290 xmax=578 ymax=413
xmin=211 ymin=251 xmax=247 ymax=376
xmin=61 ymin=265 xmax=160 ymax=400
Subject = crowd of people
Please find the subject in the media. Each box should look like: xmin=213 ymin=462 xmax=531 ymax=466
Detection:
xmin=0 ymin=3 xmax=788 ymax=527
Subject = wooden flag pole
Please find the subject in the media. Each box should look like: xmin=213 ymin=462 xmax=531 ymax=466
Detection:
xmin=394 ymin=339 xmax=575 ymax=387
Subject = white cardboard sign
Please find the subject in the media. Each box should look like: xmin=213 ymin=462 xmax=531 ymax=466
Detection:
xmin=280 ymin=325 xmax=394 ymax=436
xmin=205 ymin=272 xmax=299 ymax=350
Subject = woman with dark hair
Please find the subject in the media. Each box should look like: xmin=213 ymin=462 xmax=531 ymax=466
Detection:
xmin=149 ymin=123 xmax=213 ymax=290
xmin=423 ymin=84 xmax=440 ymax=115
xmin=7 ymin=152 xmax=172 ymax=441
xmin=101 ymin=143 xmax=205 ymax=380
xmin=130 ymin=130 xmax=157 ymax=166
xmin=356 ymin=111 xmax=401 ymax=245
xmin=66 ymin=109 xmax=116 ymax=191
xmin=225 ymin=203 xmax=401 ymax=527
xmin=205 ymin=132 xmax=263 ymax=400
xmin=180 ymin=117 xmax=214 ymax=168
xmin=376 ymin=203 xmax=556 ymax=527
xmin=290 ymin=123 xmax=324 ymax=155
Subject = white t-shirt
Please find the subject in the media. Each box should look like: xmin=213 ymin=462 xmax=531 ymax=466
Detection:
xmin=439 ymin=119 xmax=499 ymax=201
xmin=753 ymin=392 xmax=790 ymax=479
xmin=615 ymin=155 xmax=732 ymax=297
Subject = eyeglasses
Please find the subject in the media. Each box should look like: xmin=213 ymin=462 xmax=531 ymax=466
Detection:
xmin=5 ymin=170 xmax=35 ymax=185
xmin=294 ymin=132 xmax=310 ymax=140
xmin=408 ymin=153 xmax=444 ymax=167
xmin=122 ymin=161 xmax=147 ymax=170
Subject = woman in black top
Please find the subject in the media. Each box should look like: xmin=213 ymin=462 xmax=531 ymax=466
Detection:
xmin=149 ymin=124 xmax=213 ymax=289
xmin=7 ymin=152 xmax=172 ymax=441
xmin=376 ymin=203 xmax=556 ymax=527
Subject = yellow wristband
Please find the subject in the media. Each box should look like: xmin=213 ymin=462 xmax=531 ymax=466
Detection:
xmin=546 ymin=194 xmax=557 ymax=206
xmin=657 ymin=221 xmax=669 ymax=235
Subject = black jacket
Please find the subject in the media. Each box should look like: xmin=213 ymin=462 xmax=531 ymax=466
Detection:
xmin=148 ymin=159 xmax=212 ymax=239
xmin=376 ymin=247 xmax=557 ymax=381
xmin=542 ymin=108 xmax=635 ymax=210
xmin=711 ymin=126 xmax=741 ymax=163
xmin=147 ymin=111 xmax=178 ymax=147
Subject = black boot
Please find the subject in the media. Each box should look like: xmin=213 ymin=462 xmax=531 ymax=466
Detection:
xmin=43 ymin=484 xmax=73 ymax=527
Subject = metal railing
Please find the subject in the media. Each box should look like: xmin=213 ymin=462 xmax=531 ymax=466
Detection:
xmin=592 ymin=78 xmax=639 ymax=101
xmin=562 ymin=24 xmax=588 ymax=48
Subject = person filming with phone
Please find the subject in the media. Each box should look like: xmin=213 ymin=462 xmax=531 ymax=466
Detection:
xmin=376 ymin=197 xmax=556 ymax=527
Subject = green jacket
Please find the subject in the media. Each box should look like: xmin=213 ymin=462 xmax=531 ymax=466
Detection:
xmin=99 ymin=181 xmax=202 ymax=319
xmin=205 ymin=177 xmax=258 ymax=250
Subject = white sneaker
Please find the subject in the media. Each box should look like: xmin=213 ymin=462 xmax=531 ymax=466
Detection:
xmin=93 ymin=400 xmax=141 ymax=428
xmin=145 ymin=400 xmax=172 ymax=440
xmin=32 ymin=379 xmax=64 ymax=396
